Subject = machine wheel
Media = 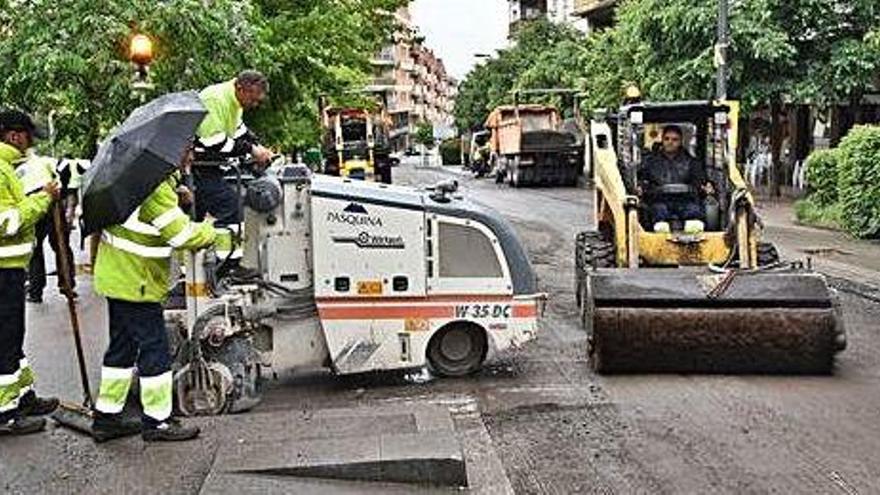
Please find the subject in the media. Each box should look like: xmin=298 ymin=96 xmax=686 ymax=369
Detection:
xmin=575 ymin=231 xmax=616 ymax=273
xmin=575 ymin=232 xmax=616 ymax=333
xmin=510 ymin=167 xmax=521 ymax=188
xmin=427 ymin=323 xmax=488 ymax=377
xmin=494 ymin=157 xmax=506 ymax=184
xmin=758 ymin=242 xmax=781 ymax=266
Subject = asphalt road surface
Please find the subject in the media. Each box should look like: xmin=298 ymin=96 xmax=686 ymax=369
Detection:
xmin=7 ymin=158 xmax=880 ymax=494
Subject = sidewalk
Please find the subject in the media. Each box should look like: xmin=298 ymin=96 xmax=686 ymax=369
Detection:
xmin=757 ymin=200 xmax=880 ymax=295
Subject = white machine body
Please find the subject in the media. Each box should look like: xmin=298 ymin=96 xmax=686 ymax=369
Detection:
xmin=209 ymin=165 xmax=544 ymax=376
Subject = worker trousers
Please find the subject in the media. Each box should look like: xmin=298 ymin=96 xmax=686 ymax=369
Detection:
xmin=651 ymin=198 xmax=704 ymax=224
xmin=193 ymin=170 xmax=241 ymax=260
xmin=96 ymin=299 xmax=173 ymax=426
xmin=0 ymin=269 xmax=33 ymax=422
xmin=27 ymin=215 xmax=76 ymax=300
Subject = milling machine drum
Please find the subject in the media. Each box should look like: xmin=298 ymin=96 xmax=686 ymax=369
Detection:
xmin=171 ymin=306 xmax=265 ymax=416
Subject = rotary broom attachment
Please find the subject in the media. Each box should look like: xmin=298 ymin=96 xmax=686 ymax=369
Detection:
xmin=586 ymin=268 xmax=847 ymax=374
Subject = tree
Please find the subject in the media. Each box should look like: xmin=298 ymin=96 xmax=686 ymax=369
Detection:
xmin=413 ymin=121 xmax=435 ymax=149
xmin=0 ymin=0 xmax=406 ymax=156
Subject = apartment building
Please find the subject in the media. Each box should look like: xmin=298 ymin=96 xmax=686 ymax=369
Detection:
xmin=572 ymin=0 xmax=618 ymax=32
xmin=508 ymin=0 xmax=591 ymax=34
xmin=368 ymin=7 xmax=457 ymax=151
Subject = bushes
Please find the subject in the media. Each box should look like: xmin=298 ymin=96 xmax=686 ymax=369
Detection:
xmin=837 ymin=126 xmax=880 ymax=238
xmin=799 ymin=126 xmax=880 ymax=239
xmin=439 ymin=138 xmax=462 ymax=165
xmin=804 ymin=148 xmax=840 ymax=206
xmin=794 ymin=198 xmax=843 ymax=231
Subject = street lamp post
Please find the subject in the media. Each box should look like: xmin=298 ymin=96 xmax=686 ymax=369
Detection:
xmin=715 ymin=0 xmax=730 ymax=100
xmin=129 ymin=33 xmax=155 ymax=104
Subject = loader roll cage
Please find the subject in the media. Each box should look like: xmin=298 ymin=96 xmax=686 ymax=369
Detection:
xmin=611 ymin=101 xmax=734 ymax=231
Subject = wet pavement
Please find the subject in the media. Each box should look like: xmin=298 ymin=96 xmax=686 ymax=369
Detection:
xmin=3 ymin=158 xmax=880 ymax=493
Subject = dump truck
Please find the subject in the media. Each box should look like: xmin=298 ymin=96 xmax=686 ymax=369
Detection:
xmin=320 ymin=105 xmax=393 ymax=184
xmin=486 ymin=103 xmax=582 ymax=187
xmin=575 ymin=100 xmax=846 ymax=374
xmin=167 ymin=162 xmax=545 ymax=415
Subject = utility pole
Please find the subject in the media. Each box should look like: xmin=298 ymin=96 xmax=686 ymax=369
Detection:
xmin=715 ymin=0 xmax=729 ymax=100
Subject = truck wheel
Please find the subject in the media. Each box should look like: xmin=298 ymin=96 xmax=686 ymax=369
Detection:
xmin=427 ymin=323 xmax=488 ymax=377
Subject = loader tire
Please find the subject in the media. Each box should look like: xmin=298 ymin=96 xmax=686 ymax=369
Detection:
xmin=758 ymin=242 xmax=780 ymax=266
xmin=575 ymin=231 xmax=616 ymax=274
xmin=575 ymin=231 xmax=615 ymax=331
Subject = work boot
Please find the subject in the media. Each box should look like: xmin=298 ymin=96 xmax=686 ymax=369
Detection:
xmin=92 ymin=412 xmax=142 ymax=443
xmin=19 ymin=391 xmax=59 ymax=416
xmin=142 ymin=418 xmax=200 ymax=442
xmin=0 ymin=416 xmax=46 ymax=436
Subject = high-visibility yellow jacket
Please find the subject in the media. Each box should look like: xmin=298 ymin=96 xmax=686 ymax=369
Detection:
xmin=195 ymin=79 xmax=255 ymax=161
xmin=0 ymin=143 xmax=51 ymax=269
xmin=94 ymin=173 xmax=216 ymax=302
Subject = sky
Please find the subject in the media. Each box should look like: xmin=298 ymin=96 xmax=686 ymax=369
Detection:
xmin=411 ymin=0 xmax=509 ymax=81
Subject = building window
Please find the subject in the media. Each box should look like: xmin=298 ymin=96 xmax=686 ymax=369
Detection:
xmin=438 ymin=222 xmax=503 ymax=278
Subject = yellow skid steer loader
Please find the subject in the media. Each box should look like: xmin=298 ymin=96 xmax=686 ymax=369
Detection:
xmin=575 ymin=101 xmax=846 ymax=373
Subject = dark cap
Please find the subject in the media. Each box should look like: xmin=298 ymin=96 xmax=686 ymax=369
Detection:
xmin=0 ymin=110 xmax=47 ymax=139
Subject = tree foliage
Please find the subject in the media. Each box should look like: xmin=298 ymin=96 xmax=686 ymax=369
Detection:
xmin=413 ymin=121 xmax=435 ymax=148
xmin=578 ymin=0 xmax=880 ymax=111
xmin=0 ymin=0 xmax=405 ymax=156
xmin=457 ymin=1 xmax=879 ymax=126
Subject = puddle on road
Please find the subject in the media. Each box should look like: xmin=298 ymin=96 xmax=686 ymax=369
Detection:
xmin=801 ymin=246 xmax=855 ymax=256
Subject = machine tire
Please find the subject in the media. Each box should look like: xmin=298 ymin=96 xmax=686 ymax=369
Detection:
xmin=494 ymin=157 xmax=506 ymax=184
xmin=575 ymin=231 xmax=617 ymax=333
xmin=575 ymin=231 xmax=616 ymax=334
xmin=758 ymin=242 xmax=781 ymax=266
xmin=427 ymin=322 xmax=488 ymax=377
xmin=575 ymin=231 xmax=616 ymax=274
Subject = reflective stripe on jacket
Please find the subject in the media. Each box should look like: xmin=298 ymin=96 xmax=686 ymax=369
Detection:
xmin=0 ymin=143 xmax=51 ymax=269
xmin=195 ymin=80 xmax=254 ymax=161
xmin=94 ymin=173 xmax=216 ymax=302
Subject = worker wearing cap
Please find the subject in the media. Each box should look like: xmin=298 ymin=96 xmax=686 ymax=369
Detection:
xmin=91 ymin=145 xmax=216 ymax=442
xmin=18 ymin=155 xmax=84 ymax=303
xmin=192 ymin=70 xmax=273 ymax=270
xmin=0 ymin=110 xmax=61 ymax=436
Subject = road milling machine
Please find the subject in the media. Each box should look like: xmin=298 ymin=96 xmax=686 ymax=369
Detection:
xmin=575 ymin=100 xmax=846 ymax=374
xmin=167 ymin=162 xmax=545 ymax=415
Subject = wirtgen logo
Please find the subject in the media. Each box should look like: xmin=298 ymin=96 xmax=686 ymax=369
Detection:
xmin=332 ymin=232 xmax=405 ymax=249
xmin=327 ymin=203 xmax=383 ymax=227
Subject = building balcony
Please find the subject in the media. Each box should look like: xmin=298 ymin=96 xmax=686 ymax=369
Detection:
xmin=573 ymin=0 xmax=617 ymax=19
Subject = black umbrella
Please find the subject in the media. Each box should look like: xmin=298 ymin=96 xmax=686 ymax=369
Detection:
xmin=81 ymin=91 xmax=207 ymax=236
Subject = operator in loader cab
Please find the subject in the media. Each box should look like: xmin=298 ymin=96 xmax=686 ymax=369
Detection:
xmin=192 ymin=70 xmax=273 ymax=269
xmin=639 ymin=125 xmax=714 ymax=233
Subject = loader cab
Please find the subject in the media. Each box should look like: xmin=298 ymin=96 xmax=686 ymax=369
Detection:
xmin=618 ymin=101 xmax=734 ymax=232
